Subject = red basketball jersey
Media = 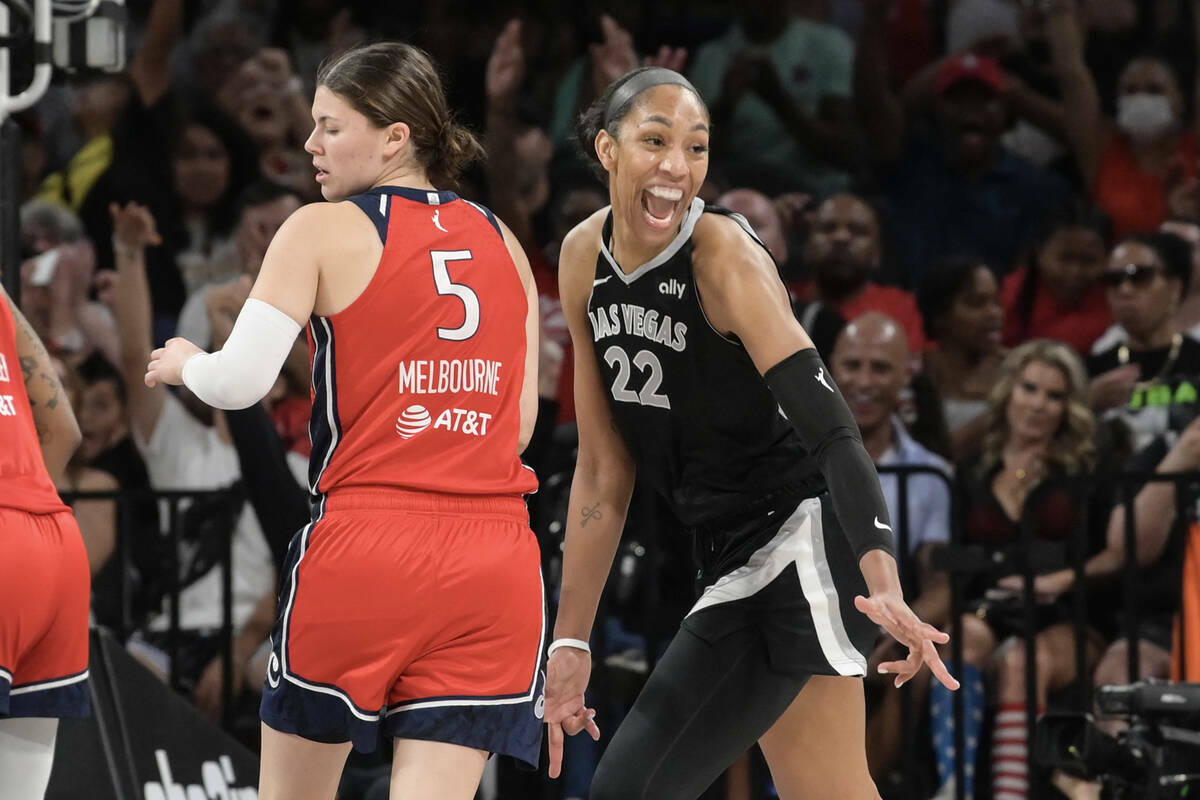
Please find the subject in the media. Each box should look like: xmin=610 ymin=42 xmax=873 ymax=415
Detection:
xmin=0 ymin=298 xmax=68 ymax=514
xmin=307 ymin=187 xmax=538 ymax=498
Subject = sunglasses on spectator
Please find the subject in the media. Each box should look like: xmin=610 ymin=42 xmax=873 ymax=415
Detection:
xmin=1100 ymin=263 xmax=1162 ymax=289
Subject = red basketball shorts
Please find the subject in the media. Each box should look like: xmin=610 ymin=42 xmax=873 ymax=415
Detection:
xmin=260 ymin=489 xmax=546 ymax=766
xmin=0 ymin=506 xmax=91 ymax=718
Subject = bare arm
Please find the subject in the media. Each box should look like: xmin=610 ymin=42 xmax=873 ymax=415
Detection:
xmin=854 ymin=0 xmax=906 ymax=164
xmin=128 ymin=0 xmax=183 ymax=107
xmin=1046 ymin=0 xmax=1105 ymax=188
xmin=484 ymin=20 xmax=539 ymax=255
xmin=552 ymin=216 xmax=638 ymax=643
xmin=3 ymin=284 xmax=80 ymax=481
xmin=246 ymin=205 xmax=325 ymax=324
xmin=496 ymin=217 xmax=540 ymax=452
xmin=64 ymin=468 xmax=119 ymax=575
xmin=109 ymin=203 xmax=166 ymax=444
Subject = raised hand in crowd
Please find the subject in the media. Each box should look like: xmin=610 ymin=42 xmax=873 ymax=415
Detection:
xmin=109 ymin=202 xmax=167 ymax=443
xmin=486 ymin=19 xmax=525 ymax=104
xmin=589 ymin=14 xmax=687 ymax=99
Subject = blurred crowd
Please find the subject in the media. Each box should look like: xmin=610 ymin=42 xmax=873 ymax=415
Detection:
xmin=10 ymin=0 xmax=1200 ymax=798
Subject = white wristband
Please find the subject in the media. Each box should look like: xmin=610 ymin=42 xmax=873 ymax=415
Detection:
xmin=547 ymin=638 xmax=590 ymax=657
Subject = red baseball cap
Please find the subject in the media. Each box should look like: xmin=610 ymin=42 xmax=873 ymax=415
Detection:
xmin=934 ymin=53 xmax=1008 ymax=96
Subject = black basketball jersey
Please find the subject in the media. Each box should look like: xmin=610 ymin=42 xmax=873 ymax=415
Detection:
xmin=588 ymin=198 xmax=824 ymax=526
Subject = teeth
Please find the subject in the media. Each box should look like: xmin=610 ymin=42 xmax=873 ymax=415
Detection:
xmin=646 ymin=186 xmax=683 ymax=201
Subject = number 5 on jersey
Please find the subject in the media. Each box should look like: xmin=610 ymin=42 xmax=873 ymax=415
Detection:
xmin=432 ymin=250 xmax=479 ymax=341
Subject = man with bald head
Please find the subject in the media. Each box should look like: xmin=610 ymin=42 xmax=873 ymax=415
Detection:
xmin=804 ymin=192 xmax=928 ymax=350
xmin=830 ymin=312 xmax=949 ymax=555
xmin=718 ymin=187 xmax=846 ymax=359
xmin=831 ymin=312 xmax=953 ymax=779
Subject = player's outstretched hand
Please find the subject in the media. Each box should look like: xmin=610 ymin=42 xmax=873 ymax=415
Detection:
xmin=855 ymin=591 xmax=959 ymax=691
xmin=544 ymin=645 xmax=600 ymax=779
xmin=145 ymin=337 xmax=203 ymax=388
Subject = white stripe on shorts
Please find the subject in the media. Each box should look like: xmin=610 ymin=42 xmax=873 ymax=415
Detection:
xmin=686 ymin=497 xmax=866 ymax=675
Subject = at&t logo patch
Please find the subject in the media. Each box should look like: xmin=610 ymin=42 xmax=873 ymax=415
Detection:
xmin=396 ymin=405 xmax=432 ymax=438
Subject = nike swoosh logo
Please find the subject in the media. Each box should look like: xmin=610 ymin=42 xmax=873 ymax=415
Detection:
xmin=593 ymin=276 xmax=612 ymax=287
xmin=874 ymin=517 xmax=892 ymax=532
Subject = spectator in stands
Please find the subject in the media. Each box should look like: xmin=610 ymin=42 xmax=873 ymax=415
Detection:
xmin=950 ymin=340 xmax=1101 ymax=800
xmin=1002 ymin=202 xmax=1113 ymax=354
xmin=65 ymin=351 xmax=164 ymax=632
xmin=54 ymin=357 xmax=117 ymax=578
xmin=830 ymin=312 xmax=953 ymax=781
xmin=217 ymin=48 xmax=321 ymax=200
xmin=919 ymin=256 xmax=1006 ymax=457
xmin=856 ymin=0 xmax=1070 ymax=285
xmin=800 ymin=192 xmax=927 ymax=350
xmin=1046 ymin=0 xmax=1200 ymax=239
xmin=108 ymin=201 xmax=275 ymax=710
xmin=1162 ymin=216 xmax=1200 ymax=334
xmin=689 ymin=0 xmax=858 ymax=195
xmin=1085 ymin=413 xmax=1200 ymax=717
xmin=718 ymin=187 xmax=846 ymax=360
xmin=17 ymin=200 xmax=120 ymax=367
xmin=1087 ymin=232 xmax=1200 ymax=449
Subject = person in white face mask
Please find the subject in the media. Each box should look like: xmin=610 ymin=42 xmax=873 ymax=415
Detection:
xmin=1046 ymin=0 xmax=1197 ymax=239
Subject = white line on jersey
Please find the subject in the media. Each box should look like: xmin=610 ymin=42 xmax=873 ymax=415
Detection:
xmin=433 ymin=209 xmax=448 ymax=232
xmin=593 ymin=276 xmax=612 ymax=287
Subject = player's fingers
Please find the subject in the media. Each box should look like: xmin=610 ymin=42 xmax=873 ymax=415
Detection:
xmin=547 ymin=723 xmax=563 ymax=778
xmin=876 ymin=657 xmax=911 ymax=675
xmin=561 ymin=707 xmax=595 ymax=735
xmin=585 ymin=715 xmax=601 ymax=741
xmin=924 ymin=641 xmax=960 ymax=690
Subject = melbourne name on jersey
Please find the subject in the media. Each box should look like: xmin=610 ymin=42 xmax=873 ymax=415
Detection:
xmin=398 ymin=358 xmax=503 ymax=396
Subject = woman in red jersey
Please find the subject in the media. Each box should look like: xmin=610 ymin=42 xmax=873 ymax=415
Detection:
xmin=0 ymin=282 xmax=90 ymax=800
xmin=145 ymin=43 xmax=542 ymax=800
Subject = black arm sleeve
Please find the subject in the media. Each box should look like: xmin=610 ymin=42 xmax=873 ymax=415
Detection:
xmin=224 ymin=404 xmax=311 ymax=573
xmin=763 ymin=348 xmax=895 ymax=560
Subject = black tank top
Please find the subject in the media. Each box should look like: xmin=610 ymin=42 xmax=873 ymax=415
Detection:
xmin=588 ymin=199 xmax=824 ymax=526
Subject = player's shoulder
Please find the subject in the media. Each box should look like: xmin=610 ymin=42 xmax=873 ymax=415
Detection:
xmin=277 ymin=200 xmax=372 ymax=244
xmin=692 ymin=207 xmax=774 ymax=280
xmin=560 ymin=207 xmax=608 ymax=265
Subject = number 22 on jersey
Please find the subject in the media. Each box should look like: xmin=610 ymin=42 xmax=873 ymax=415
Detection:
xmin=604 ymin=345 xmax=671 ymax=409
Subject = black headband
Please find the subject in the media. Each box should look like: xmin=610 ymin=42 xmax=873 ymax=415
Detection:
xmin=603 ymin=68 xmax=699 ymax=130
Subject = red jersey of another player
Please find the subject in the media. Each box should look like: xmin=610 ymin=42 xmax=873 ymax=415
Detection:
xmin=307 ymin=186 xmax=538 ymax=498
xmin=0 ymin=298 xmax=67 ymax=514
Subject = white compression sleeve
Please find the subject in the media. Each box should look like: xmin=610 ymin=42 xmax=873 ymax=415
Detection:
xmin=0 ymin=717 xmax=58 ymax=800
xmin=181 ymin=298 xmax=302 ymax=411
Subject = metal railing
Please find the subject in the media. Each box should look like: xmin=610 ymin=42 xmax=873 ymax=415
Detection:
xmin=60 ymin=488 xmax=239 ymax=732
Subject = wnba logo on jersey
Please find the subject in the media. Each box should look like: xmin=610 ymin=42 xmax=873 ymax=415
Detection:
xmin=0 ymin=353 xmax=8 ymax=382
xmin=396 ymin=405 xmax=433 ymax=438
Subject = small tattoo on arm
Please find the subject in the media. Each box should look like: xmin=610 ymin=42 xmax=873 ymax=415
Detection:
xmin=40 ymin=373 xmax=59 ymax=409
xmin=19 ymin=355 xmax=35 ymax=383
xmin=581 ymin=503 xmax=602 ymax=527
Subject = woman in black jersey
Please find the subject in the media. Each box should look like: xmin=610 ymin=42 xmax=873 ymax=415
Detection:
xmin=545 ymin=66 xmax=958 ymax=799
